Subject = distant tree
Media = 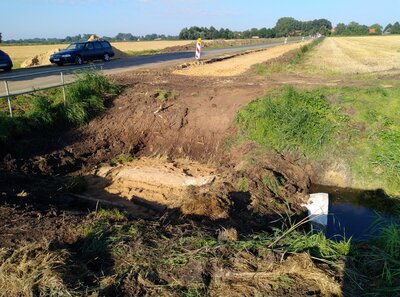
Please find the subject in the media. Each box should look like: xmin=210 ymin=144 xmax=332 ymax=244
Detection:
xmin=250 ymin=28 xmax=259 ymax=37
xmin=335 ymin=23 xmax=347 ymax=35
xmin=392 ymin=22 xmax=400 ymax=34
xmin=275 ymin=17 xmax=299 ymax=37
xmin=0 ymin=33 xmax=2 ymax=43
xmin=345 ymin=22 xmax=369 ymax=35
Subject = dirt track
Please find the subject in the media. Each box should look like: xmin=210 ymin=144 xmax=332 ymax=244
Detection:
xmin=174 ymin=42 xmax=309 ymax=77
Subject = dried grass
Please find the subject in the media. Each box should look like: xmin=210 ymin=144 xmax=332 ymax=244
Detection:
xmin=0 ymin=242 xmax=70 ymax=297
xmin=303 ymin=36 xmax=400 ymax=74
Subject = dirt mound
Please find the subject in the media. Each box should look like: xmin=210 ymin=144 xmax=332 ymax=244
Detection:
xmin=87 ymin=34 xmax=101 ymax=42
xmin=84 ymin=158 xmax=233 ymax=220
xmin=20 ymin=48 xmax=62 ymax=68
xmin=111 ymin=46 xmax=129 ymax=58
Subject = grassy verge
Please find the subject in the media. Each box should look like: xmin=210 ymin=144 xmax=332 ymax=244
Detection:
xmin=253 ymin=37 xmax=324 ymax=75
xmin=125 ymin=49 xmax=160 ymax=56
xmin=236 ymin=85 xmax=400 ymax=196
xmin=0 ymin=72 xmax=120 ymax=152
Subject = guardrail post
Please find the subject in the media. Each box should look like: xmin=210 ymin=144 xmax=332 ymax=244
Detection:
xmin=61 ymin=72 xmax=66 ymax=106
xmin=4 ymin=81 xmax=13 ymax=117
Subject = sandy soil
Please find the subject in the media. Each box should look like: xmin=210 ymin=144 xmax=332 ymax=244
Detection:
xmin=173 ymin=42 xmax=309 ymax=77
xmin=303 ymin=36 xmax=400 ymax=74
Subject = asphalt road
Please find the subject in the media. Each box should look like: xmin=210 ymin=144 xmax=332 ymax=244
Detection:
xmin=0 ymin=39 xmax=301 ymax=97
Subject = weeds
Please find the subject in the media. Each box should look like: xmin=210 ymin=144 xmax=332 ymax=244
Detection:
xmin=64 ymin=175 xmax=87 ymax=193
xmin=0 ymin=71 xmax=120 ymax=149
xmin=290 ymin=37 xmax=324 ymax=65
xmin=236 ymin=86 xmax=343 ymax=158
xmin=95 ymin=208 xmax=127 ymax=222
xmin=235 ymin=177 xmax=250 ymax=192
xmin=110 ymin=153 xmax=135 ymax=166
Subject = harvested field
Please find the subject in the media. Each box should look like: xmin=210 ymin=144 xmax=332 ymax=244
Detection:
xmin=111 ymin=40 xmax=192 ymax=52
xmin=174 ymin=42 xmax=308 ymax=77
xmin=303 ymin=36 xmax=400 ymax=74
xmin=0 ymin=41 xmax=192 ymax=68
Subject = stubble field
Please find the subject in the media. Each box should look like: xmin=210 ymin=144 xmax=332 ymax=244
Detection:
xmin=303 ymin=36 xmax=400 ymax=74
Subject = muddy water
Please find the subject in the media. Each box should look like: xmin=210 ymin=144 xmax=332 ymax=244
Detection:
xmin=311 ymin=185 xmax=399 ymax=240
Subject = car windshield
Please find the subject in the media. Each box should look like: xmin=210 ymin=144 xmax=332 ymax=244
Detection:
xmin=66 ymin=43 xmax=85 ymax=50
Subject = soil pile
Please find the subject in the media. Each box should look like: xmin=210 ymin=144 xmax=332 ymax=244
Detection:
xmin=20 ymin=48 xmax=62 ymax=68
xmin=85 ymin=158 xmax=232 ymax=219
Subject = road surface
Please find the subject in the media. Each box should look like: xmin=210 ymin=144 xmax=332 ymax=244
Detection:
xmin=0 ymin=39 xmax=302 ymax=97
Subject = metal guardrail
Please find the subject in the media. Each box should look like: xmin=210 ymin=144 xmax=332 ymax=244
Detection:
xmin=0 ymin=64 xmax=104 ymax=117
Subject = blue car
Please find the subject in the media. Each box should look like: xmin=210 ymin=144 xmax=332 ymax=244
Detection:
xmin=49 ymin=40 xmax=114 ymax=66
xmin=0 ymin=50 xmax=13 ymax=72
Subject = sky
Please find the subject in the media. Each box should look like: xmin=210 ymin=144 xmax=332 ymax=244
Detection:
xmin=1 ymin=0 xmax=399 ymax=40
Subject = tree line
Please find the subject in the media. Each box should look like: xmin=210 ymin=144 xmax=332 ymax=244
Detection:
xmin=0 ymin=33 xmax=177 ymax=44
xmin=179 ymin=18 xmax=333 ymax=40
xmin=331 ymin=21 xmax=400 ymax=35
xmin=1 ymin=18 xmax=400 ymax=44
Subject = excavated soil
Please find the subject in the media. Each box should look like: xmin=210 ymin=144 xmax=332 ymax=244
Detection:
xmin=0 ymin=54 xmax=358 ymax=295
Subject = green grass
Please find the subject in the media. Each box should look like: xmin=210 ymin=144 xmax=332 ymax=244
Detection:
xmin=126 ymin=49 xmax=160 ymax=56
xmin=236 ymin=86 xmax=344 ymax=158
xmin=253 ymin=37 xmax=325 ymax=75
xmin=0 ymin=71 xmax=120 ymax=153
xmin=235 ymin=177 xmax=250 ymax=192
xmin=64 ymin=175 xmax=87 ymax=193
xmin=110 ymin=153 xmax=135 ymax=166
xmin=236 ymin=85 xmax=400 ymax=195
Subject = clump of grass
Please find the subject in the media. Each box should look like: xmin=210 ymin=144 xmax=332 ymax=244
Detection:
xmin=64 ymin=175 xmax=87 ymax=193
xmin=65 ymin=72 xmax=120 ymax=125
xmin=349 ymin=223 xmax=400 ymax=295
xmin=96 ymin=208 xmax=127 ymax=222
xmin=262 ymin=173 xmax=282 ymax=193
xmin=371 ymin=130 xmax=400 ymax=192
xmin=0 ymin=242 xmax=70 ymax=297
xmin=154 ymin=89 xmax=179 ymax=102
xmin=0 ymin=72 xmax=120 ymax=148
xmin=236 ymin=177 xmax=250 ymax=192
xmin=126 ymin=49 xmax=160 ymax=56
xmin=110 ymin=153 xmax=134 ymax=166
xmin=290 ymin=37 xmax=324 ymax=65
xmin=254 ymin=62 xmax=288 ymax=75
xmin=271 ymin=274 xmax=295 ymax=291
xmin=236 ymin=86 xmax=343 ymax=158
xmin=284 ymin=231 xmax=351 ymax=259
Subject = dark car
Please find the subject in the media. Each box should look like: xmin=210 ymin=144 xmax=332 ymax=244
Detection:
xmin=49 ymin=40 xmax=114 ymax=66
xmin=0 ymin=50 xmax=13 ymax=72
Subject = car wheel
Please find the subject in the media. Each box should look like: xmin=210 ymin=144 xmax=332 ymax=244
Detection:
xmin=103 ymin=53 xmax=110 ymax=62
xmin=75 ymin=55 xmax=83 ymax=65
